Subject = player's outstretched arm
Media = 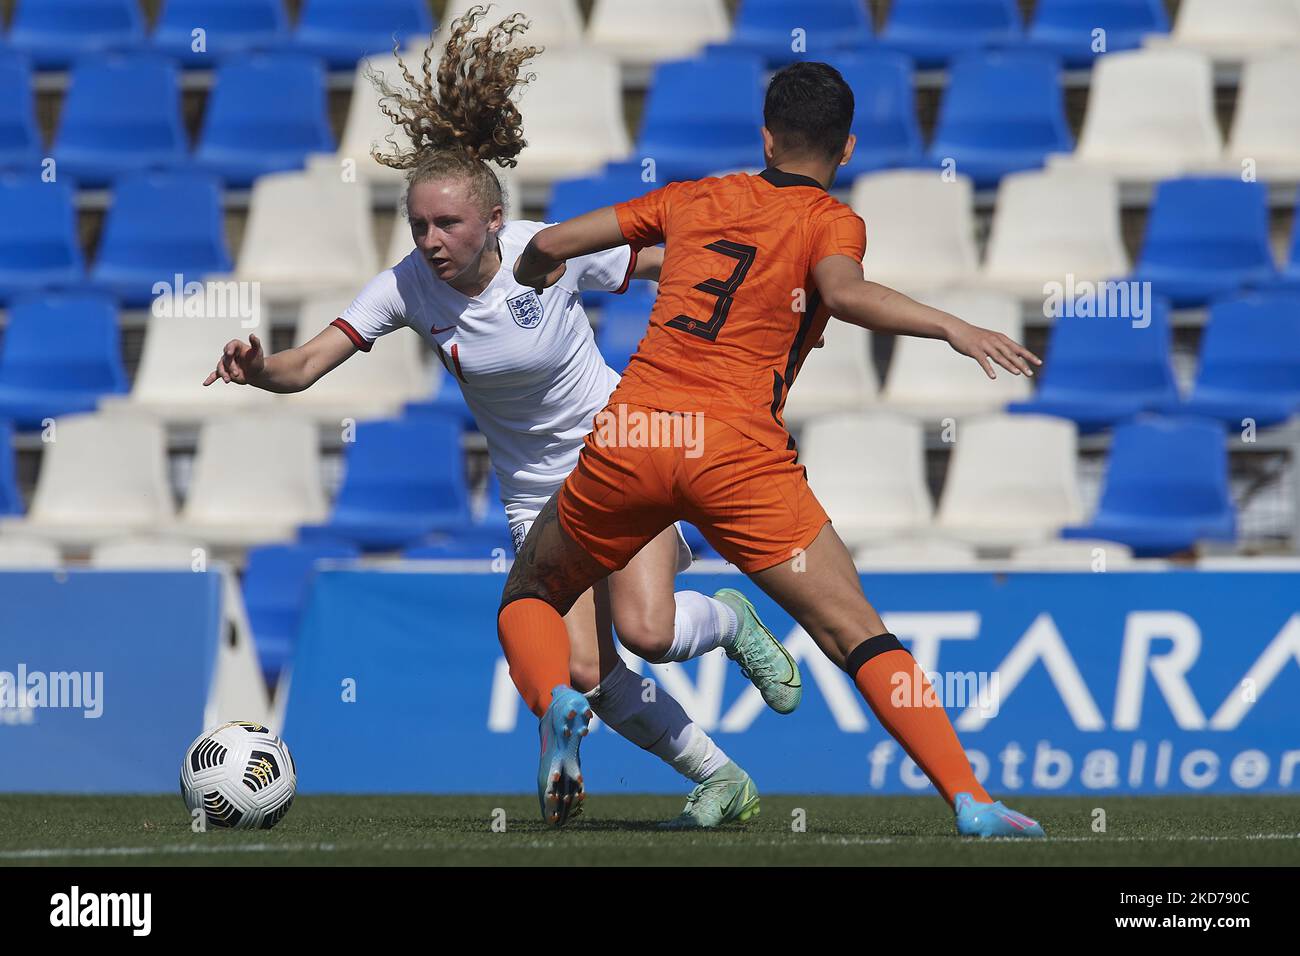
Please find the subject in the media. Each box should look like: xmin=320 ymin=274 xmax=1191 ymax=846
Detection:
xmin=813 ymin=255 xmax=1041 ymax=380
xmin=202 ymin=325 xmax=357 ymax=393
xmin=515 ymin=207 xmax=629 ymax=290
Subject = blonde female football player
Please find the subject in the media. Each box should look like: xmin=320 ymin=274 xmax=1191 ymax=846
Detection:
xmin=202 ymin=7 xmax=802 ymax=827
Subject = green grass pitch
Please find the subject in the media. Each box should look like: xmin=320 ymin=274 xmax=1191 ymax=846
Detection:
xmin=2 ymin=795 xmax=1298 ymax=866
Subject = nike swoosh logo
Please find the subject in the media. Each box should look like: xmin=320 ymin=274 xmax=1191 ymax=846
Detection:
xmin=430 ymin=324 xmax=455 ymax=334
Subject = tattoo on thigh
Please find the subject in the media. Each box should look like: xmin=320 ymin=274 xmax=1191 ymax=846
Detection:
xmin=501 ymin=493 xmax=602 ymax=615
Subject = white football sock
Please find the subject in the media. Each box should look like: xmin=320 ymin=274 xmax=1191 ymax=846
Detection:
xmin=654 ymin=590 xmax=739 ymax=663
xmin=585 ymin=659 xmax=730 ymax=784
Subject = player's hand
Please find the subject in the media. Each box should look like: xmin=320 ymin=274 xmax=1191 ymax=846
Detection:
xmin=203 ymin=333 xmax=265 ymax=386
xmin=946 ymin=320 xmax=1041 ymax=380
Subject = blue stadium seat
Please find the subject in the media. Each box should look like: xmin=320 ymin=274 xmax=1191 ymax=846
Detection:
xmin=546 ymin=161 xmax=657 ymax=224
xmin=0 ymin=176 xmax=84 ymax=303
xmin=823 ymin=52 xmax=923 ymax=180
xmin=1274 ymin=193 xmax=1300 ymax=291
xmin=403 ymin=378 xmax=475 ymax=431
xmin=401 ymin=467 xmax=513 ymax=559
xmin=1167 ymin=293 xmax=1300 ymax=429
xmin=1027 ymin=0 xmax=1170 ymax=67
xmin=596 ymin=287 xmax=654 ymax=375
xmin=89 ymin=171 xmax=232 ymax=307
xmin=53 ymin=55 xmax=186 ymax=188
xmin=1007 ymin=294 xmax=1177 ymax=432
xmin=1131 ymin=178 xmax=1278 ymax=308
xmin=0 ymin=293 xmax=127 ymax=428
xmin=635 ymin=53 xmax=766 ymax=182
xmin=297 ymin=413 xmax=471 ymax=551
xmin=152 ymin=0 xmax=289 ymax=66
xmin=6 ymin=0 xmax=145 ymax=69
xmin=724 ymin=0 xmax=874 ymax=66
xmin=881 ymin=0 xmax=1023 ymax=68
xmin=926 ymin=51 xmax=1072 ymax=187
xmin=292 ymin=0 xmax=435 ymax=70
xmin=478 ymin=469 xmax=508 ymax=532
xmin=193 ymin=54 xmax=334 ymax=186
xmin=242 ymin=541 xmax=359 ymax=684
xmin=0 ymin=419 xmax=21 ymax=515
xmin=1062 ymin=416 xmax=1235 ymax=556
xmin=547 ymin=161 xmax=658 ymax=308
xmin=0 ymin=51 xmax=41 ymax=174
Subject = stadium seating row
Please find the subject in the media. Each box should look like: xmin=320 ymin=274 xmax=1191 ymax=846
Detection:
xmin=10 ymin=1 xmax=1300 ymax=71
xmin=3 ymin=165 xmax=1297 ymax=315
xmin=0 ymin=408 xmax=1235 ymax=559
xmin=800 ymin=413 xmax=1234 ymax=556
xmin=0 ymin=410 xmax=506 ymax=550
xmin=8 ymin=43 xmax=1300 ymax=192
xmin=3 ymin=283 xmax=1299 ymax=437
xmin=1 ymin=0 xmax=432 ymax=69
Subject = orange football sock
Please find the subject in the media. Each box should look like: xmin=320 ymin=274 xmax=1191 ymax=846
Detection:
xmin=848 ymin=634 xmax=991 ymax=807
xmin=498 ymin=597 xmax=572 ymax=718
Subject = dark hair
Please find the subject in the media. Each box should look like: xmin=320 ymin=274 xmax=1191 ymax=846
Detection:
xmin=763 ymin=62 xmax=855 ymax=160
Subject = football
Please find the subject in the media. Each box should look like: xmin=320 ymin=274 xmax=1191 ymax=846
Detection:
xmin=180 ymin=721 xmax=297 ymax=831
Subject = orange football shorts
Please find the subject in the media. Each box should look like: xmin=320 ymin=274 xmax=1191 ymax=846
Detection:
xmin=557 ymin=402 xmax=830 ymax=574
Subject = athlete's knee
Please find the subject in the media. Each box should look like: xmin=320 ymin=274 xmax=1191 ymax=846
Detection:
xmin=612 ymin=604 xmax=674 ymax=661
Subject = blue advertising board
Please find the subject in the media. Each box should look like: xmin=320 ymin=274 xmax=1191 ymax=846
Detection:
xmin=283 ymin=568 xmax=1300 ymax=796
xmin=0 ymin=570 xmax=223 ymax=792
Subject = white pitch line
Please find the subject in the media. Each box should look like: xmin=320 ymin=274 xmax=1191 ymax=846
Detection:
xmin=2 ymin=832 xmax=1298 ymax=859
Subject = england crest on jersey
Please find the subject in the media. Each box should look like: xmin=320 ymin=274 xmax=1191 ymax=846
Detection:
xmin=506 ymin=290 xmax=544 ymax=329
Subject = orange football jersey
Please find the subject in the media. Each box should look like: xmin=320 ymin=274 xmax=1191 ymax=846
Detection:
xmin=611 ymin=167 xmax=866 ymax=452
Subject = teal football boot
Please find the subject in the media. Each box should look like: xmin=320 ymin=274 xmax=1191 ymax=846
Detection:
xmin=714 ymin=588 xmax=802 ymax=714
xmin=954 ymin=792 xmax=1045 ymax=838
xmin=537 ymin=686 xmax=592 ymax=827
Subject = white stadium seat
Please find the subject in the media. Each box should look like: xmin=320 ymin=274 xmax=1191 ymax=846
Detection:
xmin=1151 ymin=0 xmax=1300 ymax=61
xmin=510 ymin=46 xmax=631 ymax=186
xmin=90 ymin=536 xmax=208 ymax=568
xmin=781 ymin=319 xmax=877 ymax=426
xmin=980 ymin=168 xmax=1130 ymax=300
xmin=441 ymin=0 xmax=585 ymax=49
xmin=880 ymin=289 xmax=1031 ymax=419
xmin=0 ymin=414 xmax=175 ymax=546
xmin=1051 ymin=49 xmax=1220 ymax=180
xmin=174 ymin=415 xmax=327 ymax=547
xmin=1222 ymin=53 xmax=1300 ymax=180
xmin=799 ymin=412 xmax=933 ymax=548
xmin=179 ymin=417 xmax=326 ymax=544
xmin=106 ymin=313 xmax=277 ymax=418
xmin=284 ymin=294 xmax=432 ymax=421
xmin=334 ymin=51 xmax=420 ymax=185
xmin=0 ymin=537 xmax=63 ymax=569
xmin=934 ymin=414 xmax=1084 ymax=548
xmin=854 ymin=538 xmax=978 ymax=569
xmin=587 ymin=0 xmax=730 ymax=69
xmin=851 ymin=170 xmax=978 ymax=295
xmin=1010 ymin=539 xmax=1136 ymax=570
xmin=231 ymin=168 xmax=380 ymax=302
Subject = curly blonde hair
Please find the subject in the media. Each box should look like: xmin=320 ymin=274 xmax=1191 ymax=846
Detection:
xmin=368 ymin=5 xmax=541 ymax=218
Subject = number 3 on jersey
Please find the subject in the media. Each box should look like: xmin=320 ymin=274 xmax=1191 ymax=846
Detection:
xmin=666 ymin=239 xmax=757 ymax=343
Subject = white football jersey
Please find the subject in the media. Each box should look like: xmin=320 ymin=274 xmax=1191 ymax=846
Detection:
xmin=332 ymin=220 xmax=636 ymax=502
